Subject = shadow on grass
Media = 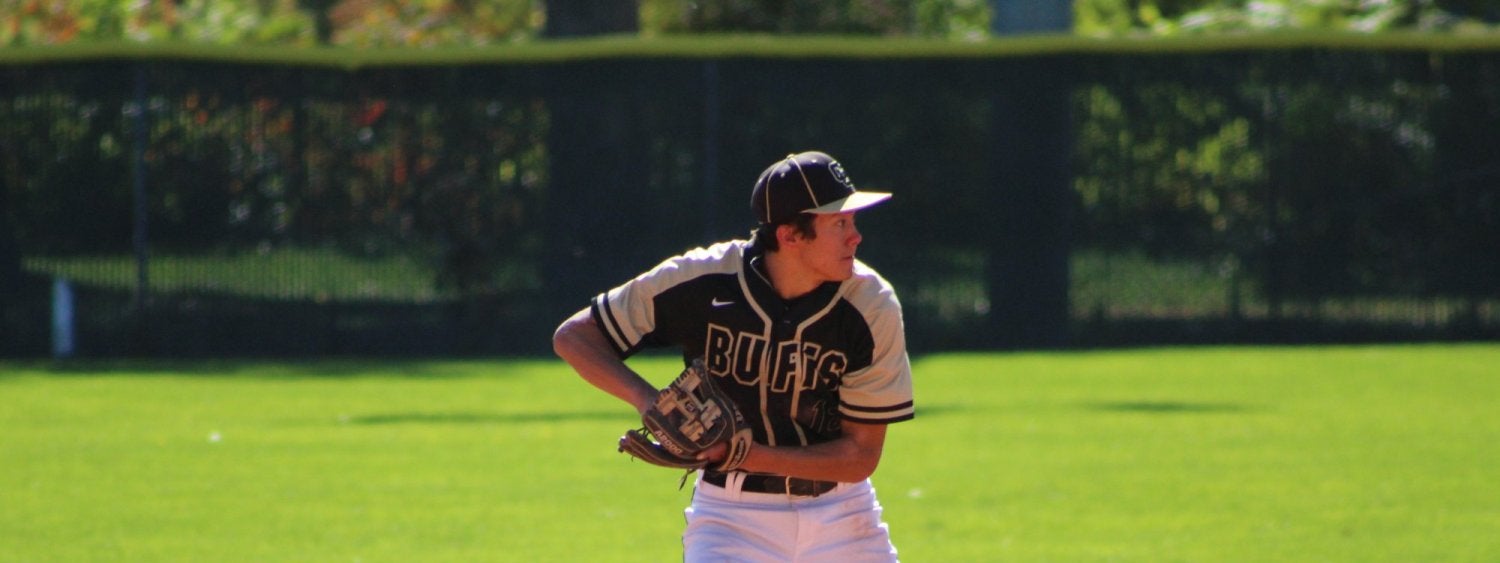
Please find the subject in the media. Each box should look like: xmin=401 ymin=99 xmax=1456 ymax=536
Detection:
xmin=6 ymin=358 xmax=550 ymax=379
xmin=911 ymin=404 xmax=968 ymax=418
xmin=345 ymin=410 xmax=631 ymax=425
xmin=1086 ymin=401 xmax=1251 ymax=414
xmin=353 ymin=404 xmax=971 ymax=426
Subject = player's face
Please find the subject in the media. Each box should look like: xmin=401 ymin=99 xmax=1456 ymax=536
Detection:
xmin=801 ymin=212 xmax=863 ymax=282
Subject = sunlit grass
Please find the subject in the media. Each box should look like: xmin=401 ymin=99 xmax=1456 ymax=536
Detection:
xmin=3 ymin=345 xmax=1496 ymax=561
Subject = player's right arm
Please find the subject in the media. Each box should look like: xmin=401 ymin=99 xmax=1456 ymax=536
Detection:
xmin=553 ymin=307 xmax=657 ymax=417
xmin=556 ymin=243 xmax=741 ymax=418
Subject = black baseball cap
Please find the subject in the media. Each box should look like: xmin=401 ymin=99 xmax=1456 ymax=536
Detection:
xmin=751 ymin=151 xmax=892 ymax=225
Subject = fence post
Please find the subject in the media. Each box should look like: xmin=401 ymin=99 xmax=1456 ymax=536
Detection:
xmin=131 ymin=64 xmax=150 ymax=311
xmin=127 ymin=63 xmax=152 ymax=355
xmin=985 ymin=1 xmax=1075 ymax=348
xmin=51 ymin=278 xmax=75 ymax=359
xmin=701 ymin=60 xmax=721 ymax=244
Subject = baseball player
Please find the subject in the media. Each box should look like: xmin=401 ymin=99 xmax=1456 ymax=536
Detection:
xmin=553 ymin=150 xmax=915 ymax=562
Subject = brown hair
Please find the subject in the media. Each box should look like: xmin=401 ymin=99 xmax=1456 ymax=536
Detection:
xmin=750 ymin=213 xmax=818 ymax=252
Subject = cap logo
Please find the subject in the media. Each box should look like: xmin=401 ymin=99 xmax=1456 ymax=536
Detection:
xmin=829 ymin=161 xmax=854 ymax=191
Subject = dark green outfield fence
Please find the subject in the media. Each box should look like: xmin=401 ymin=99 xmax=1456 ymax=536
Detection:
xmin=2 ymin=36 xmax=1498 ymax=357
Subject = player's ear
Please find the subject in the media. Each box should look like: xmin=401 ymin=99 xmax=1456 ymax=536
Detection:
xmin=776 ymin=223 xmax=802 ymax=246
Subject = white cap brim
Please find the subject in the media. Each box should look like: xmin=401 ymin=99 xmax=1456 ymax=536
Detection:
xmin=805 ymin=191 xmax=892 ymax=215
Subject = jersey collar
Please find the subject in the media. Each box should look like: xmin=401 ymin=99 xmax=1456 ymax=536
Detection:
xmin=741 ymin=243 xmax=842 ymax=324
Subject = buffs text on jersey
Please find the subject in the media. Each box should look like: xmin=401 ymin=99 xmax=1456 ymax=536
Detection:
xmin=702 ymin=323 xmax=848 ymax=392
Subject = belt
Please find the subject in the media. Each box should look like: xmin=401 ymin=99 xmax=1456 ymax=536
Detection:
xmin=702 ymin=471 xmax=838 ymax=498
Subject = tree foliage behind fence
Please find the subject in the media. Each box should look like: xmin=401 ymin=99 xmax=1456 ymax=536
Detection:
xmin=2 ymin=39 xmax=1497 ymax=357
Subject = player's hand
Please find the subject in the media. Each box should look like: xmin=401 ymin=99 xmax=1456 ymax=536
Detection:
xmin=696 ymin=442 xmax=728 ymax=464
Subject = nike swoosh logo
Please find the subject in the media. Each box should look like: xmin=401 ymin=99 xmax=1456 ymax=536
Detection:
xmin=711 ymin=298 xmax=735 ymax=307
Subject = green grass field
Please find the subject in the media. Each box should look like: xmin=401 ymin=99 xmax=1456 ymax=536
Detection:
xmin=3 ymin=345 xmax=1497 ymax=562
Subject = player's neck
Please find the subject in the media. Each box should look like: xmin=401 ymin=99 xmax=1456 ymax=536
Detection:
xmin=761 ymin=250 xmax=821 ymax=301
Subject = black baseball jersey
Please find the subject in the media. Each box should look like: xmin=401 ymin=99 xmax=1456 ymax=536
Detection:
xmin=590 ymin=239 xmax=914 ymax=449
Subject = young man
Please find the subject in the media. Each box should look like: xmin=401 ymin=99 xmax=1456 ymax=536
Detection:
xmin=553 ymin=150 xmax=914 ymax=562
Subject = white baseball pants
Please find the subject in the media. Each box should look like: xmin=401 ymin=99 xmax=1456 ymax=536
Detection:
xmin=683 ymin=473 xmax=899 ymax=562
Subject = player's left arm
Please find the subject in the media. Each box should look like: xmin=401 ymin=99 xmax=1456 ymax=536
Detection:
xmin=699 ymin=420 xmax=888 ymax=483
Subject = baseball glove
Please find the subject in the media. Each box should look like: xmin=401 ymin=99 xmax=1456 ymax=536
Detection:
xmin=618 ymin=359 xmax=752 ymax=477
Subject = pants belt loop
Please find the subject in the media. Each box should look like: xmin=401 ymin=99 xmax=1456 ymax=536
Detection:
xmin=728 ymin=471 xmax=745 ymax=501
